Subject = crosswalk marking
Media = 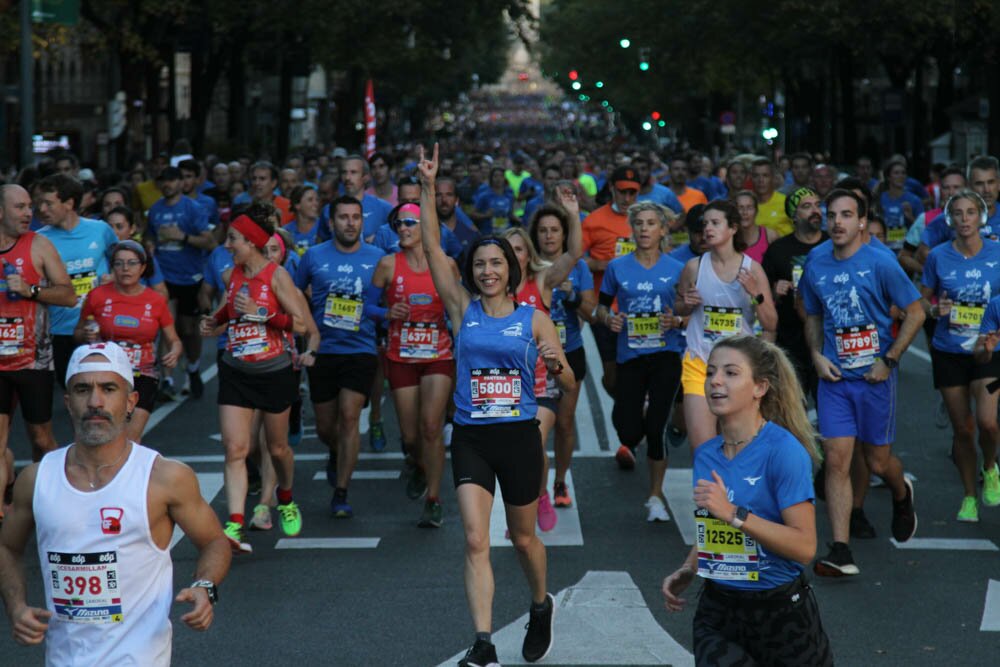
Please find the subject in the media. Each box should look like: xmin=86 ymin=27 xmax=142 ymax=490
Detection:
xmin=891 ymin=537 xmax=999 ymax=551
xmin=489 ymin=470 xmax=583 ymax=547
xmin=170 ymin=472 xmax=224 ymax=550
xmin=311 ymin=470 xmax=400 ymax=481
xmin=663 ymin=468 xmax=696 ymax=545
xmin=982 ymin=580 xmax=1000 ymax=631
xmin=275 ymin=537 xmax=380 ymax=549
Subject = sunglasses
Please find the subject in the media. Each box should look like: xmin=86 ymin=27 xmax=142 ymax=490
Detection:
xmin=396 ymin=218 xmax=420 ymax=228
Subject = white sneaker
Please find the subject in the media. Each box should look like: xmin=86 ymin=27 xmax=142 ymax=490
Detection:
xmin=935 ymin=396 xmax=949 ymax=429
xmin=645 ymin=496 xmax=670 ymax=522
xmin=443 ymin=422 xmax=453 ymax=448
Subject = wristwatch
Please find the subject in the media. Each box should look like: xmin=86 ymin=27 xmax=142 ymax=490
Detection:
xmin=753 ymin=293 xmax=765 ymax=305
xmin=882 ymin=356 xmax=899 ymax=369
xmin=189 ymin=580 xmax=218 ymax=605
xmin=29 ymin=284 xmax=40 ymax=300
xmin=731 ymin=506 xmax=750 ymax=530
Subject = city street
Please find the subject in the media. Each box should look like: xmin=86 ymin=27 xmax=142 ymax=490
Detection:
xmin=1 ymin=328 xmax=999 ymax=666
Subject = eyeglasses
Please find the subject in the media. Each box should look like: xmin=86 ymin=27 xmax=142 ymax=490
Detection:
xmin=112 ymin=259 xmax=143 ymax=269
xmin=396 ymin=218 xmax=419 ymax=228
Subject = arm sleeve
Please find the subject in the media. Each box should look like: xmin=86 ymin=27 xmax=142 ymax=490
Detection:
xmin=577 ymin=260 xmax=594 ymax=291
xmin=768 ymin=440 xmax=815 ymax=510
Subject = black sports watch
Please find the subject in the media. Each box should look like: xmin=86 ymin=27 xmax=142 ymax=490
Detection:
xmin=753 ymin=293 xmax=765 ymax=305
xmin=882 ymin=356 xmax=899 ymax=369
xmin=731 ymin=506 xmax=750 ymax=529
xmin=190 ymin=580 xmax=218 ymax=605
xmin=29 ymin=284 xmax=41 ymax=300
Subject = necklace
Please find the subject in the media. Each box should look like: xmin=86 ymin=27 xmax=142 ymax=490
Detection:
xmin=70 ymin=442 xmax=131 ymax=490
xmin=722 ymin=419 xmax=767 ymax=454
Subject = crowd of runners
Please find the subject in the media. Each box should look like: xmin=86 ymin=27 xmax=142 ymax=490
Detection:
xmin=0 ymin=136 xmax=997 ymax=666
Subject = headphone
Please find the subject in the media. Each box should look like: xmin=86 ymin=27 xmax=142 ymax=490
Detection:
xmin=944 ymin=190 xmax=988 ymax=228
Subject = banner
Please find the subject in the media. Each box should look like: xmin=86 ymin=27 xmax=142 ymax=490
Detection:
xmin=364 ymin=80 xmax=376 ymax=158
xmin=33 ymin=0 xmax=79 ymax=25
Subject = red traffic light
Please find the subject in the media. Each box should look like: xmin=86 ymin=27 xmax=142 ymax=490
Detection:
xmin=568 ymin=70 xmax=579 ymax=81
xmin=651 ymin=111 xmax=661 ymax=120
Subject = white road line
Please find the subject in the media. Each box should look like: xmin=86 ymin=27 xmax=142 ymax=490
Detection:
xmin=890 ymin=537 xmax=999 ymax=551
xmin=664 ymin=468 xmax=696 ymax=545
xmin=312 ymin=470 xmax=400 ymax=481
xmin=906 ymin=346 xmax=931 ymax=363
xmin=275 ymin=537 xmax=380 ymax=549
xmin=145 ymin=364 xmax=219 ymax=435
xmin=574 ymin=377 xmax=603 ymax=455
xmin=582 ymin=325 xmax=615 ymax=434
xmin=169 ymin=472 xmax=224 ymax=550
xmin=489 ymin=470 xmax=583 ymax=547
xmin=982 ymin=579 xmax=1000 ymax=631
xmin=436 ymin=570 xmax=693 ymax=666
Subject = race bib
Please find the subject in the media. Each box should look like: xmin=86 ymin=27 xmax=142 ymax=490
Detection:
xmin=887 ymin=227 xmax=906 ymax=245
xmin=157 ymin=225 xmax=183 ymax=251
xmin=71 ymin=272 xmax=97 ymax=300
xmin=469 ymin=367 xmax=522 ymax=419
xmin=47 ymin=550 xmax=123 ymax=624
xmin=399 ymin=322 xmax=440 ymax=359
xmin=324 ymin=292 xmax=363 ymax=331
xmin=950 ymin=302 xmax=985 ymax=338
xmin=230 ymin=320 xmax=269 ymax=358
xmin=492 ymin=217 xmax=511 ymax=234
xmin=614 ymin=237 xmax=636 ymax=257
xmin=695 ymin=509 xmax=759 ymax=581
xmin=0 ymin=317 xmax=25 ymax=356
xmin=114 ymin=341 xmax=143 ymax=373
xmin=556 ymin=321 xmax=567 ymax=345
xmin=703 ymin=306 xmax=743 ymax=342
xmin=626 ymin=312 xmax=664 ymax=349
xmin=671 ymin=230 xmax=690 ymax=247
xmin=835 ymin=323 xmax=880 ymax=369
xmin=791 ymin=264 xmax=804 ymax=289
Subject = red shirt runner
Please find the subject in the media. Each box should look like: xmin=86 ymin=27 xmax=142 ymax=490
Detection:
xmin=80 ymin=284 xmax=173 ymax=377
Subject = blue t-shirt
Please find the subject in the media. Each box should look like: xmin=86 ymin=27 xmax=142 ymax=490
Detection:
xmin=147 ymin=197 xmax=210 ymax=285
xmin=191 ymin=193 xmax=220 ymax=228
xmin=669 ymin=243 xmax=699 ymax=265
xmin=316 ymin=194 xmax=393 ymax=243
xmin=449 ymin=209 xmax=480 ymax=254
xmin=806 ymin=236 xmax=896 ymax=262
xmin=921 ymin=210 xmax=1000 ymax=249
xmin=637 ymin=183 xmax=683 ymax=214
xmin=39 ymin=218 xmax=118 ymax=336
xmin=140 ymin=257 xmax=165 ymax=288
xmin=922 ymin=240 xmax=1000 ymax=354
xmin=474 ymin=190 xmax=515 ymax=233
xmin=522 ymin=194 xmax=545 ymax=227
xmin=453 ymin=300 xmax=537 ymax=426
xmin=518 ymin=177 xmax=543 ymax=202
xmin=283 ymin=219 xmax=322 ymax=256
xmin=694 ymin=421 xmax=814 ymax=590
xmin=372 ymin=222 xmax=462 ymax=259
xmin=205 ymin=246 xmax=235 ymax=351
xmin=600 ymin=253 xmax=685 ymax=362
xmin=978 ymin=294 xmax=1000 ymax=337
xmin=549 ymin=259 xmax=594 ymax=353
xmin=800 ymin=243 xmax=920 ymax=379
xmin=294 ymin=241 xmax=385 ymax=355
xmin=879 ymin=191 xmax=924 ymax=248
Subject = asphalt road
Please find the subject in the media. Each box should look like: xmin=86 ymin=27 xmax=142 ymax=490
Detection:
xmin=2 ymin=331 xmax=999 ymax=666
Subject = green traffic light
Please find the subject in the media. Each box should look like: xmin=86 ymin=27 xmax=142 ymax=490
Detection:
xmin=620 ymin=39 xmax=631 ymax=49
xmin=639 ymin=62 xmax=650 ymax=72
xmin=658 ymin=120 xmax=666 ymax=127
xmin=595 ymin=81 xmax=604 ymax=88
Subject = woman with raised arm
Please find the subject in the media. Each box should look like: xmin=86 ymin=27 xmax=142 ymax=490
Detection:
xmin=418 ymin=144 xmax=574 ymax=667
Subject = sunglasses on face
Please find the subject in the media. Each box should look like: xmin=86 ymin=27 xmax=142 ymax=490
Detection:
xmin=396 ymin=218 xmax=419 ymax=228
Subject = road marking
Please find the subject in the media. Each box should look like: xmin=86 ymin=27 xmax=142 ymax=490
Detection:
xmin=907 ymin=345 xmax=931 ymax=363
xmin=275 ymin=537 xmax=380 ymax=549
xmin=582 ymin=325 xmax=614 ymax=451
xmin=145 ymin=365 xmax=219 ymax=436
xmin=982 ymin=580 xmax=1000 ymax=631
xmin=573 ymin=378 xmax=604 ymax=455
xmin=489 ymin=470 xmax=583 ymax=547
xmin=890 ymin=537 xmax=999 ymax=551
xmin=312 ymin=470 xmax=400 ymax=481
xmin=436 ymin=570 xmax=693 ymax=666
xmin=664 ymin=468 xmax=695 ymax=545
xmin=169 ymin=472 xmax=224 ymax=550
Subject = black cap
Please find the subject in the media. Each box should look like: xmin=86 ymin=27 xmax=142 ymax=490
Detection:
xmin=158 ymin=166 xmax=182 ymax=181
xmin=610 ymin=166 xmax=641 ymax=190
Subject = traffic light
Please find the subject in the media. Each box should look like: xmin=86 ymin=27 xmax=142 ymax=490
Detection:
xmin=762 ymin=127 xmax=779 ymax=144
xmin=568 ymin=70 xmax=579 ymax=81
xmin=657 ymin=120 xmax=666 ymax=128
xmin=571 ymin=81 xmax=582 ymax=90
xmin=639 ymin=47 xmax=651 ymax=72
xmin=620 ymin=38 xmax=631 ymax=49
xmin=642 ymin=121 xmax=652 ymax=131
xmin=595 ymin=81 xmax=604 ymax=88
xmin=651 ymin=111 xmax=661 ymax=121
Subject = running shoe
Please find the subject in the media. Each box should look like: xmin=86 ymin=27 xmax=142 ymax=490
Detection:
xmin=330 ymin=495 xmax=353 ymax=519
xmin=156 ymin=379 xmax=177 ymax=403
xmin=522 ymin=593 xmax=555 ymax=663
xmin=277 ymin=501 xmax=302 ymax=537
xmin=249 ymin=504 xmax=272 ymax=531
xmin=553 ymin=481 xmax=572 ymax=508
xmin=418 ymin=499 xmax=443 ymax=528
xmin=983 ymin=462 xmax=1000 ymax=507
xmin=187 ymin=369 xmax=204 ymax=399
xmin=326 ymin=453 xmax=337 ymax=488
xmin=443 ymin=422 xmax=454 ymax=448
xmin=537 ymin=491 xmax=557 ymax=532
xmin=891 ymin=477 xmax=917 ymax=542
xmin=615 ymin=445 xmax=635 ymax=470
xmin=935 ymin=396 xmax=949 ymax=429
xmin=849 ymin=508 xmax=876 ymax=539
xmin=813 ymin=541 xmax=859 ymax=577
xmin=406 ymin=466 xmax=428 ymax=501
xmin=957 ymin=496 xmax=979 ymax=523
xmin=458 ymin=639 xmax=499 ymax=667
xmin=666 ymin=425 xmax=687 ymax=448
xmin=223 ymin=521 xmax=253 ymax=554
xmin=869 ymin=473 xmax=885 ymax=488
xmin=369 ymin=421 xmax=386 ymax=452
xmin=645 ymin=496 xmax=670 ymax=522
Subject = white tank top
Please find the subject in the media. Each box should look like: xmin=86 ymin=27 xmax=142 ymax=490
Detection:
xmin=33 ymin=443 xmax=172 ymax=667
xmin=685 ymin=253 xmax=757 ymax=361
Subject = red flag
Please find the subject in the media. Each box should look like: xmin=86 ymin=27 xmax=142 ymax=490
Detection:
xmin=364 ymin=80 xmax=376 ymax=158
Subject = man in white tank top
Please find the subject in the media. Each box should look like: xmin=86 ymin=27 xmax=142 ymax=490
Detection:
xmin=0 ymin=342 xmax=231 ymax=666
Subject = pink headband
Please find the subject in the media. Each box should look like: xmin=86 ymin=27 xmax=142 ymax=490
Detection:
xmin=231 ymin=215 xmax=270 ymax=250
xmin=398 ymin=203 xmax=421 ymax=219
xmin=271 ymin=233 xmax=286 ymax=258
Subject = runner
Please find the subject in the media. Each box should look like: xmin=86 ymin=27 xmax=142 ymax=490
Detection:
xmin=750 ymin=159 xmax=793 ymax=236
xmin=662 ymin=335 xmax=833 ymax=667
xmin=75 ymin=241 xmax=182 ymax=441
xmin=878 ymin=159 xmax=923 ymax=251
xmin=102 ymin=205 xmax=169 ymax=299
xmin=419 ymin=144 xmax=571 ymax=666
xmin=283 ymin=185 xmax=322 ymax=256
xmin=922 ymin=191 xmax=1000 ymax=522
xmin=675 ymin=200 xmax=777 ymax=449
xmin=473 ymin=166 xmax=516 ymax=234
xmin=0 ymin=342 xmax=231 ymax=664
xmin=199 ymin=209 xmax=309 ymax=553
xmin=734 ymin=190 xmax=779 ymax=264
xmin=596 ymin=201 xmax=685 ymax=521
xmin=800 ymin=189 xmax=921 ymax=576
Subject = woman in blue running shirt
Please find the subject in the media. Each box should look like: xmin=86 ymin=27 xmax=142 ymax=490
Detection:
xmin=662 ymin=335 xmax=832 ymax=666
xmin=418 ymin=145 xmax=574 ymax=667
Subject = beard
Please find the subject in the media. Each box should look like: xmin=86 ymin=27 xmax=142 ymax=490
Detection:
xmin=74 ymin=410 xmax=125 ymax=447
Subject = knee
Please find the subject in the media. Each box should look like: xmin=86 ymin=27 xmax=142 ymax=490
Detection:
xmin=223 ymin=441 xmax=250 ymax=462
xmin=316 ymin=425 xmax=335 ymax=446
xmin=953 ymin=420 xmax=976 ymax=443
xmin=864 ymin=454 xmax=888 ymax=476
xmin=510 ymin=531 xmax=537 ymax=555
xmin=978 ymin=420 xmax=999 ymax=441
xmin=420 ymin=417 xmax=443 ymax=444
xmin=465 ymin=530 xmax=490 ymax=558
xmin=268 ymin=439 xmax=290 ymax=458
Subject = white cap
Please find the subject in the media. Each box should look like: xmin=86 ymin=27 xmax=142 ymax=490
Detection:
xmin=65 ymin=342 xmax=135 ymax=388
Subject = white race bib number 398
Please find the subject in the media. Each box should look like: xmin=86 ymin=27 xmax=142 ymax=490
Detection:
xmin=47 ymin=550 xmax=123 ymax=624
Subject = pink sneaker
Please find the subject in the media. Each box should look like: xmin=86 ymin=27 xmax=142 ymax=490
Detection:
xmin=537 ymin=491 xmax=558 ymax=532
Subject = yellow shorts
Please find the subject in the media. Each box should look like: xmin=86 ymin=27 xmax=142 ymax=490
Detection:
xmin=681 ymin=352 xmax=707 ymax=396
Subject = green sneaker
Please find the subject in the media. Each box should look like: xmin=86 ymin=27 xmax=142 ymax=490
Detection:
xmin=406 ymin=466 xmax=428 ymax=501
xmin=957 ymin=496 xmax=979 ymax=523
xmin=277 ymin=501 xmax=303 ymax=537
xmin=418 ymin=500 xmax=443 ymax=528
xmin=224 ymin=520 xmax=253 ymax=554
xmin=982 ymin=463 xmax=1000 ymax=507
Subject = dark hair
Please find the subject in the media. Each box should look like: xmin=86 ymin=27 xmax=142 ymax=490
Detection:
xmin=543 ymin=163 xmax=562 ymax=178
xmin=250 ymin=161 xmax=279 ymax=182
xmin=368 ymin=151 xmax=391 ymax=168
xmin=463 ymin=236 xmax=522 ymax=297
xmin=36 ymin=173 xmax=84 ymax=210
xmin=243 ymin=201 xmax=277 ymax=237
xmin=882 ymin=158 xmax=907 ymax=181
xmin=968 ymin=155 xmax=1000 ymax=180
xmin=825 ymin=188 xmax=868 ymax=218
xmin=703 ymin=199 xmax=746 ymax=252
xmin=105 ymin=205 xmax=136 ymax=230
xmin=832 ymin=177 xmax=873 ymax=208
xmin=941 ymin=166 xmax=966 ymax=182
xmin=54 ymin=152 xmax=79 ymax=169
xmin=331 ymin=195 xmax=363 ymax=218
xmin=289 ymin=184 xmax=317 ymax=212
xmin=178 ymin=158 xmax=201 ymax=174
xmin=396 ymin=174 xmax=421 ymax=200
xmin=750 ymin=158 xmax=775 ymax=173
xmin=100 ymin=187 xmax=129 ymax=209
xmin=789 ymin=152 xmax=813 ymax=166
xmin=529 ymin=203 xmax=571 ymax=254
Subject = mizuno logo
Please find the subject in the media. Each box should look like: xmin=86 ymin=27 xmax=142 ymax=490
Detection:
xmin=743 ymin=475 xmax=762 ymax=486
xmin=856 ymin=270 xmax=871 ymax=278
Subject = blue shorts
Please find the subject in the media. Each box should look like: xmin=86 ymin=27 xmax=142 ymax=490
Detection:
xmin=817 ymin=373 xmax=897 ymax=446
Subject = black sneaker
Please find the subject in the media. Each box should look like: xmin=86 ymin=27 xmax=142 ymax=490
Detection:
xmin=666 ymin=425 xmax=687 ymax=448
xmin=156 ymin=380 xmax=177 ymax=403
xmin=522 ymin=593 xmax=554 ymax=663
xmin=849 ymin=508 xmax=876 ymax=539
xmin=814 ymin=541 xmax=860 ymax=577
xmin=458 ymin=639 xmax=499 ymax=667
xmin=188 ymin=370 xmax=204 ymax=399
xmin=891 ymin=477 xmax=917 ymax=542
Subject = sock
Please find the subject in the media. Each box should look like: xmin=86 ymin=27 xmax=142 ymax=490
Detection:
xmin=475 ymin=632 xmax=491 ymax=644
xmin=229 ymin=513 xmax=244 ymax=526
xmin=531 ymin=597 xmax=550 ymax=612
xmin=334 ymin=487 xmax=348 ymax=501
xmin=276 ymin=487 xmax=293 ymax=505
xmin=427 ymin=496 xmax=439 ymax=504
xmin=187 ymin=359 xmax=200 ymax=373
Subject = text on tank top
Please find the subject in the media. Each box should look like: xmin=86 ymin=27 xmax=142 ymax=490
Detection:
xmin=686 ymin=253 xmax=756 ymax=360
xmin=386 ymin=251 xmax=453 ymax=362
xmin=225 ymin=262 xmax=287 ymax=363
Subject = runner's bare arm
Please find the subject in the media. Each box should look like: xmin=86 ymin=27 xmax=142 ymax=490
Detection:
xmin=542 ymin=189 xmax=584 ymax=291
xmin=157 ymin=459 xmax=231 ymax=582
xmin=673 ymin=257 xmax=700 ymax=316
xmin=31 ymin=234 xmax=76 ymax=306
xmin=271 ymin=265 xmax=310 ymax=335
xmin=533 ymin=310 xmax=575 ymax=392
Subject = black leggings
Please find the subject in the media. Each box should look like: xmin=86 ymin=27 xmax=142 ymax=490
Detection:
xmin=611 ymin=351 xmax=681 ymax=461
